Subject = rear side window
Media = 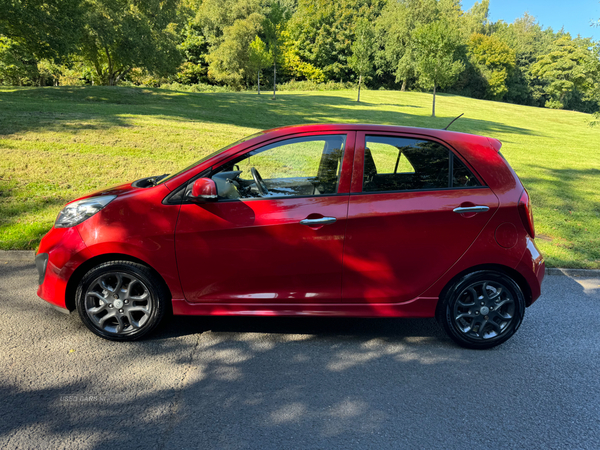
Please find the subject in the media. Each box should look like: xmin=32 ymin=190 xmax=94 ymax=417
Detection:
xmin=363 ymin=136 xmax=481 ymax=192
xmin=453 ymin=156 xmax=481 ymax=187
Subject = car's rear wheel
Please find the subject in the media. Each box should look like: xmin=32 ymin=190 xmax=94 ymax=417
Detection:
xmin=438 ymin=271 xmax=525 ymax=349
xmin=76 ymin=261 xmax=168 ymax=341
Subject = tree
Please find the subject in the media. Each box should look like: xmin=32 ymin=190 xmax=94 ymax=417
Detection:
xmin=531 ymin=35 xmax=599 ymax=108
xmin=467 ymin=33 xmax=516 ymax=100
xmin=207 ymin=13 xmax=265 ymax=88
xmin=0 ymin=36 xmax=38 ymax=85
xmin=287 ymin=0 xmax=385 ymax=83
xmin=460 ymin=0 xmax=489 ymax=37
xmin=176 ymin=24 xmax=210 ymax=85
xmin=248 ymin=36 xmax=272 ymax=94
xmin=413 ymin=19 xmax=464 ymax=117
xmin=80 ymin=0 xmax=182 ymax=85
xmin=0 ymin=0 xmax=85 ymax=61
xmin=280 ymin=29 xmax=326 ymax=82
xmin=348 ymin=18 xmax=375 ymax=102
xmin=263 ymin=1 xmax=291 ymax=99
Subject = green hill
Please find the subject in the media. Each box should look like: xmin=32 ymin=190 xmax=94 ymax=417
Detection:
xmin=1 ymin=86 xmax=599 ymax=268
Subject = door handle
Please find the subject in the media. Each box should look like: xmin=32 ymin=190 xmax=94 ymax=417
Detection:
xmin=300 ymin=217 xmax=337 ymax=226
xmin=453 ymin=206 xmax=490 ymax=214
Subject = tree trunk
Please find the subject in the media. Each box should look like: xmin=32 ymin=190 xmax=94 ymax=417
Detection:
xmin=272 ymin=63 xmax=277 ymax=100
xmin=357 ymin=74 xmax=362 ymax=102
xmin=258 ymin=71 xmax=260 ymax=95
xmin=115 ymin=67 xmax=131 ymax=85
xmin=432 ymin=84 xmax=436 ymax=118
xmin=401 ymin=80 xmax=406 ymax=92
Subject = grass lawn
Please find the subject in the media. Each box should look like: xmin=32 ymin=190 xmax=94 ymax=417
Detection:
xmin=1 ymin=86 xmax=599 ymax=268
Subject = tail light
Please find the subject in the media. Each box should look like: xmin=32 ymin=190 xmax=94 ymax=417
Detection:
xmin=518 ymin=189 xmax=535 ymax=238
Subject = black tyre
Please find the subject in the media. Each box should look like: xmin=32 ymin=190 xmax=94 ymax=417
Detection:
xmin=76 ymin=261 xmax=168 ymax=341
xmin=437 ymin=270 xmax=525 ymax=349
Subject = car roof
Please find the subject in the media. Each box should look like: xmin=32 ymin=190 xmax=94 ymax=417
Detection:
xmin=262 ymin=123 xmax=483 ymax=140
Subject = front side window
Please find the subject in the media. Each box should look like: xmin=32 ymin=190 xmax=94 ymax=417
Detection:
xmin=363 ymin=136 xmax=481 ymax=192
xmin=211 ymin=135 xmax=346 ymax=200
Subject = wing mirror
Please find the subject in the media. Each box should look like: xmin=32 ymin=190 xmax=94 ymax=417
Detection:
xmin=188 ymin=178 xmax=218 ymax=202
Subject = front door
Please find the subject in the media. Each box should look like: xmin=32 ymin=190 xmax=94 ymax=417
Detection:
xmin=175 ymin=132 xmax=355 ymax=303
xmin=342 ymin=132 xmax=499 ymax=304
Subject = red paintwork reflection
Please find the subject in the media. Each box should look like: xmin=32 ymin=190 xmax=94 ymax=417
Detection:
xmin=176 ymin=196 xmax=349 ymax=302
xmin=343 ymin=188 xmax=499 ymax=303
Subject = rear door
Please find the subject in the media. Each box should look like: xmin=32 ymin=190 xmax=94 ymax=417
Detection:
xmin=342 ymin=132 xmax=499 ymax=304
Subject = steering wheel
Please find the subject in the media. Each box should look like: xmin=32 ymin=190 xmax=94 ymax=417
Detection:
xmin=250 ymin=167 xmax=269 ymax=196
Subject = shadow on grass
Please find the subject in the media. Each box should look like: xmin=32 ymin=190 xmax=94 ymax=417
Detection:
xmin=0 ymin=86 xmax=539 ymax=138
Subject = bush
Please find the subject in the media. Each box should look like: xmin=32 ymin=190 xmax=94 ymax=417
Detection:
xmin=545 ymin=99 xmax=563 ymax=109
xmin=159 ymin=82 xmax=236 ymax=93
xmin=276 ymin=80 xmax=357 ymax=91
xmin=58 ymin=67 xmax=86 ymax=86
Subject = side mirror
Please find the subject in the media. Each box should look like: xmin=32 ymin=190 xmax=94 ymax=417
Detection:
xmin=188 ymin=178 xmax=218 ymax=202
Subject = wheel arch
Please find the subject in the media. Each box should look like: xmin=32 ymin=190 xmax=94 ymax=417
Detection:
xmin=65 ymin=253 xmax=172 ymax=312
xmin=436 ymin=263 xmax=533 ymax=319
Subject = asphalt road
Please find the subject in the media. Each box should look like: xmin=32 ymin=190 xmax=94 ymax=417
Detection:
xmin=1 ymin=257 xmax=599 ymax=450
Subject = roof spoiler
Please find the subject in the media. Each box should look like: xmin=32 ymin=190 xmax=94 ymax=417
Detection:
xmin=487 ymin=138 xmax=502 ymax=152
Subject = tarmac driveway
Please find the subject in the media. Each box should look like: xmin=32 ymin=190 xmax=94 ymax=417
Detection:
xmin=1 ymin=254 xmax=599 ymax=449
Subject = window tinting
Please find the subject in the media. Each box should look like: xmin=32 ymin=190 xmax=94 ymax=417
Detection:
xmin=363 ymin=136 xmax=482 ymax=192
xmin=363 ymin=136 xmax=450 ymax=192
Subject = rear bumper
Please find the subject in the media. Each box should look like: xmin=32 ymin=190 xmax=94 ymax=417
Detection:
xmin=515 ymin=237 xmax=545 ymax=305
xmin=36 ymin=226 xmax=90 ymax=311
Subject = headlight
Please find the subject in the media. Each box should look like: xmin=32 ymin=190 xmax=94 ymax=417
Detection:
xmin=55 ymin=195 xmax=117 ymax=228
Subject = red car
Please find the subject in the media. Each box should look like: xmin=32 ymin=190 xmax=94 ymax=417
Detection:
xmin=36 ymin=124 xmax=544 ymax=349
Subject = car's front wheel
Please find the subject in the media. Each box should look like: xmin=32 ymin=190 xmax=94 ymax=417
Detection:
xmin=438 ymin=271 xmax=525 ymax=349
xmin=76 ymin=261 xmax=168 ymax=341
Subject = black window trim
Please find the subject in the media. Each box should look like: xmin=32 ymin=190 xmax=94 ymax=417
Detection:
xmin=360 ymin=134 xmax=487 ymax=194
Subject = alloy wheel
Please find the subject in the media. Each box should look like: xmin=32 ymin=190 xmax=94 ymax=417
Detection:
xmin=83 ymin=272 xmax=153 ymax=335
xmin=452 ymin=280 xmax=516 ymax=341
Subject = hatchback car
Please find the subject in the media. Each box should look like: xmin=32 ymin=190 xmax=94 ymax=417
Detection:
xmin=36 ymin=124 xmax=544 ymax=349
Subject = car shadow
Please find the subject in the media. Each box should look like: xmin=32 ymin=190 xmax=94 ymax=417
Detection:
xmin=152 ymin=314 xmax=449 ymax=344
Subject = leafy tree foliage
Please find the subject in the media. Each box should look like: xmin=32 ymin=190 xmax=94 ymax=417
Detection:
xmin=0 ymin=36 xmax=38 ymax=85
xmin=207 ymin=13 xmax=265 ymax=88
xmin=1 ymin=0 xmax=598 ymax=115
xmin=374 ymin=0 xmax=438 ymax=91
xmin=262 ymin=1 xmax=292 ymax=99
xmin=413 ymin=18 xmax=464 ymax=117
xmin=348 ymin=18 xmax=375 ymax=101
xmin=467 ymin=33 xmax=515 ymax=100
xmin=249 ymin=36 xmax=272 ymax=94
xmin=0 ymin=0 xmax=85 ymax=60
xmin=531 ymin=35 xmax=600 ymax=108
xmin=80 ymin=0 xmax=181 ymax=85
xmin=287 ymin=0 xmax=384 ymax=82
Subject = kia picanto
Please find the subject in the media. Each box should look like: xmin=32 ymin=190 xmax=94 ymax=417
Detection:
xmin=35 ymin=124 xmax=545 ymax=349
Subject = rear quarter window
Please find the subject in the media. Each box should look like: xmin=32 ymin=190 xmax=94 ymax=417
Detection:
xmin=363 ymin=135 xmax=482 ymax=192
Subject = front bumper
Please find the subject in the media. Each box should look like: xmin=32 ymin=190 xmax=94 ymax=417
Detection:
xmin=36 ymin=226 xmax=90 ymax=311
